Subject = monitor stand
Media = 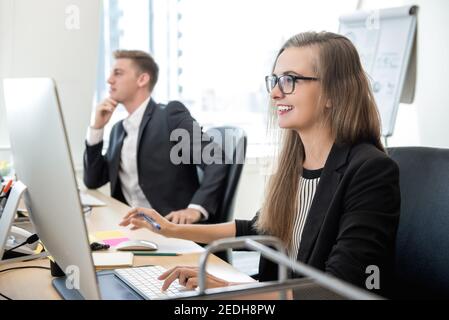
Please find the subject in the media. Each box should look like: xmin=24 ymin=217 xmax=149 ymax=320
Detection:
xmin=52 ymin=270 xmax=144 ymax=300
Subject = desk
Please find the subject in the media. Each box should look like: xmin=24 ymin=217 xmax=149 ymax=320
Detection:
xmin=0 ymin=190 xmax=256 ymax=300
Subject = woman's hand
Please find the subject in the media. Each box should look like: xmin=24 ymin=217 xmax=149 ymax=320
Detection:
xmin=119 ymin=207 xmax=174 ymax=236
xmin=158 ymin=266 xmax=230 ymax=291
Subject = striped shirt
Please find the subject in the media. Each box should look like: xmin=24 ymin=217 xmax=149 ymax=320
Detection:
xmin=289 ymin=168 xmax=323 ymax=260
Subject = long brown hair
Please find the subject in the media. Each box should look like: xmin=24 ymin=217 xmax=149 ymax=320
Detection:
xmin=256 ymin=31 xmax=383 ymax=247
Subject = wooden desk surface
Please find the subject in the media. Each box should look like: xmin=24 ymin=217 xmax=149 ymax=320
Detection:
xmin=0 ymin=190 xmax=255 ymax=300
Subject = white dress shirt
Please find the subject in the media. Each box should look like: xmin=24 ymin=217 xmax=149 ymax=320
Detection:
xmin=86 ymin=97 xmax=208 ymax=219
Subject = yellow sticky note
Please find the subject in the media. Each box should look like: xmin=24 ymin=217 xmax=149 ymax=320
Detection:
xmin=34 ymin=243 xmax=45 ymax=254
xmin=94 ymin=230 xmax=126 ymax=240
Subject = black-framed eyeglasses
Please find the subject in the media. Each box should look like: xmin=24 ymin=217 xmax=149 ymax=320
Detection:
xmin=265 ymin=74 xmax=319 ymax=95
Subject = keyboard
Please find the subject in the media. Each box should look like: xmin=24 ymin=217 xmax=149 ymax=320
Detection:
xmin=114 ymin=265 xmax=186 ymax=300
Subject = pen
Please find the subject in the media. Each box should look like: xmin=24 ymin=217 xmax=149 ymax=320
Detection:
xmin=132 ymin=252 xmax=179 ymax=256
xmin=137 ymin=212 xmax=161 ymax=230
xmin=1 ymin=180 xmax=12 ymax=197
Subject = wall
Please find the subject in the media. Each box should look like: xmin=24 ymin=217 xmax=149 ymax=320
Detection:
xmin=406 ymin=0 xmax=449 ymax=147
xmin=0 ymin=0 xmax=101 ymax=169
xmin=0 ymin=0 xmax=13 ymax=162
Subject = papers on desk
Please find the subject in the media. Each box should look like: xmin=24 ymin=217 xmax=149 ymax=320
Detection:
xmin=93 ymin=229 xmax=205 ymax=254
xmin=93 ymin=230 xmax=130 ymax=247
xmin=146 ymin=234 xmax=205 ymax=254
xmin=90 ymin=231 xmax=133 ymax=269
xmin=92 ymin=252 xmax=133 ymax=269
xmin=79 ymin=191 xmax=106 ymax=207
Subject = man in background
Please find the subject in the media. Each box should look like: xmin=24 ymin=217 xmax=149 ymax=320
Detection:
xmin=83 ymin=50 xmax=228 ymax=224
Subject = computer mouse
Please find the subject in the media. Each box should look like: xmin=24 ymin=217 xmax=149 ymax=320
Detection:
xmin=115 ymin=240 xmax=158 ymax=251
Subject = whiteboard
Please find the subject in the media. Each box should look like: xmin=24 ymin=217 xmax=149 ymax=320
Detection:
xmin=339 ymin=5 xmax=418 ymax=137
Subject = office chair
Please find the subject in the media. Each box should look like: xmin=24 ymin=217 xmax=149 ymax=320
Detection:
xmin=388 ymin=147 xmax=449 ymax=299
xmin=196 ymin=126 xmax=247 ymax=262
xmin=198 ymin=126 xmax=247 ymax=224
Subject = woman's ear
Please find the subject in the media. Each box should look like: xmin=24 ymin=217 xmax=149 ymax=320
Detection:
xmin=325 ymin=99 xmax=332 ymax=109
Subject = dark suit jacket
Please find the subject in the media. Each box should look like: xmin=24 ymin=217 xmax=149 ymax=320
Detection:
xmin=83 ymin=99 xmax=229 ymax=218
xmin=235 ymin=142 xmax=400 ymax=297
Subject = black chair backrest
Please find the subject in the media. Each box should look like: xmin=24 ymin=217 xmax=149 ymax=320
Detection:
xmin=388 ymin=147 xmax=449 ymax=298
xmin=198 ymin=126 xmax=247 ymax=224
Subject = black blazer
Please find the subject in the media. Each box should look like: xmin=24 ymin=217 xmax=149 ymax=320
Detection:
xmin=235 ymin=142 xmax=400 ymax=296
xmin=83 ymin=99 xmax=229 ymax=218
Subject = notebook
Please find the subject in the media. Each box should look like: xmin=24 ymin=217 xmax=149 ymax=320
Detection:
xmin=92 ymin=252 xmax=133 ymax=269
xmin=79 ymin=191 xmax=106 ymax=207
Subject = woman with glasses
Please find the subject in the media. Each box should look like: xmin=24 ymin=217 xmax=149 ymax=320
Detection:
xmin=120 ymin=31 xmax=400 ymax=298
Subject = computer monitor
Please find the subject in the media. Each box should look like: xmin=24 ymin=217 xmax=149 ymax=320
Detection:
xmin=3 ymin=78 xmax=197 ymax=300
xmin=0 ymin=181 xmax=27 ymax=260
xmin=3 ymin=78 xmax=100 ymax=299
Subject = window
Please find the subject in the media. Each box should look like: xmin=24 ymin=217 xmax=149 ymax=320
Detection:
xmin=97 ymin=0 xmax=358 ymax=155
xmin=95 ymin=0 xmax=153 ymax=132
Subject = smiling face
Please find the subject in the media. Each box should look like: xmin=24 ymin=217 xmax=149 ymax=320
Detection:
xmin=271 ymin=46 xmax=324 ymax=132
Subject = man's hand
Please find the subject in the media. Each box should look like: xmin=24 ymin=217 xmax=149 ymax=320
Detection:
xmin=166 ymin=208 xmax=202 ymax=224
xmin=92 ymin=98 xmax=118 ymax=129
